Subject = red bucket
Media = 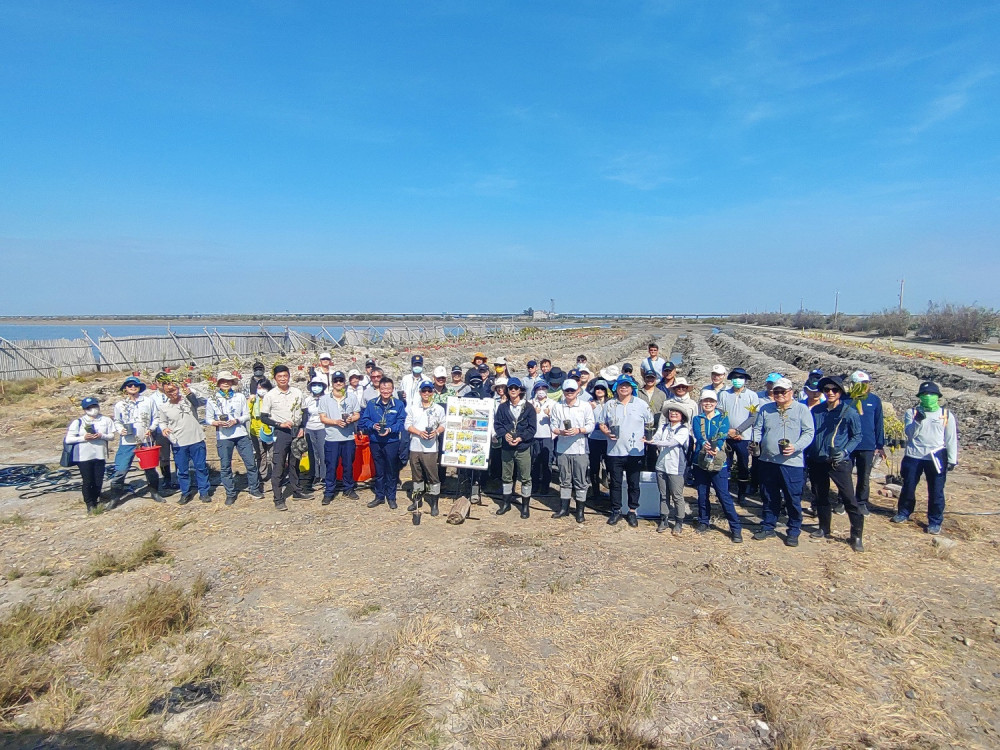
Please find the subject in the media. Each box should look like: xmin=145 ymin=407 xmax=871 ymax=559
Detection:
xmin=135 ymin=445 xmax=161 ymax=470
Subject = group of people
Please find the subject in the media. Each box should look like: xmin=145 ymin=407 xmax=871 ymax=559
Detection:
xmin=64 ymin=342 xmax=959 ymax=552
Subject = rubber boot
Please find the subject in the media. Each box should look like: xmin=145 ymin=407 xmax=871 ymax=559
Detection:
xmin=520 ymin=496 xmax=531 ymax=519
xmin=428 ymin=494 xmax=439 ymax=517
xmin=575 ymin=502 xmax=586 ymax=523
xmin=552 ymin=497 xmax=570 ymax=519
xmin=497 ymin=495 xmax=513 ymax=515
xmin=849 ymin=517 xmax=865 ymax=552
xmin=811 ymin=508 xmax=833 ymax=538
xmin=657 ymin=515 xmax=670 ymax=533
xmin=406 ymin=490 xmax=421 ymax=512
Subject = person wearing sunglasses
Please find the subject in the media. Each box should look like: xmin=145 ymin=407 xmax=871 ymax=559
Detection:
xmin=750 ymin=378 xmax=815 ymax=547
xmin=804 ymin=376 xmax=865 ymax=552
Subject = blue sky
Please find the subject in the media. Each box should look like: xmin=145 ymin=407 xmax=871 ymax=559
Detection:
xmin=2 ymin=1 xmax=998 ymax=316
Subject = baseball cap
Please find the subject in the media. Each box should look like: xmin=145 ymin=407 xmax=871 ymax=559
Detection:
xmin=418 ymin=380 xmax=434 ymax=391
xmin=621 ymin=362 xmax=633 ymax=374
xmin=527 ymin=360 xmax=537 ymax=368
xmin=493 ymin=377 xmax=508 ymax=390
xmin=562 ymin=379 xmax=579 ymax=391
xmin=309 ymin=377 xmax=327 ymax=388
xmin=331 ymin=371 xmax=346 ymax=381
xmin=671 ymin=377 xmax=690 ymax=388
xmin=772 ymin=378 xmax=794 ymax=391
xmin=477 ymin=363 xmax=490 ymax=373
xmin=711 ymin=364 xmax=727 ymax=375
xmin=451 ymin=364 xmax=463 ymax=373
xmin=81 ymin=396 xmax=99 ymax=409
xmin=699 ymin=389 xmax=719 ymax=401
xmin=348 ymin=369 xmax=361 ymax=380
xmin=917 ymin=381 xmax=942 ymax=397
xmin=411 ymin=354 xmax=423 ymax=365
xmin=319 ymin=352 xmax=332 ymax=361
xmin=365 ymin=358 xmax=376 ymax=366
xmin=433 ymin=366 xmax=447 ymax=378
xmin=506 ymin=377 xmax=523 ymax=390
xmin=662 ymin=361 xmax=676 ymax=372
xmin=494 ymin=357 xmax=507 ymax=365
xmin=850 ymin=371 xmax=870 ymax=384
xmin=532 ymin=381 xmax=549 ymax=393
xmin=765 ymin=372 xmax=783 ymax=383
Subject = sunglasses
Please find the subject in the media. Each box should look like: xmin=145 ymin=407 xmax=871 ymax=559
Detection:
xmin=771 ymin=388 xmax=789 ymax=395
xmin=822 ymin=387 xmax=840 ymax=394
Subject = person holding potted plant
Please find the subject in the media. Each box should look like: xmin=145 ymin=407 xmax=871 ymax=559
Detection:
xmin=207 ymin=371 xmax=263 ymax=506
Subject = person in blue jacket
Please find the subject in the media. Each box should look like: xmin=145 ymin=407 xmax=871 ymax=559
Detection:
xmin=846 ymin=371 xmax=884 ymax=516
xmin=358 ymin=376 xmax=407 ymax=510
xmin=691 ymin=390 xmax=742 ymax=543
xmin=806 ymin=376 xmax=865 ymax=552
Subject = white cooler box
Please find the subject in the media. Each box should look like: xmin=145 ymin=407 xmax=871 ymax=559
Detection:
xmin=617 ymin=471 xmax=660 ymax=519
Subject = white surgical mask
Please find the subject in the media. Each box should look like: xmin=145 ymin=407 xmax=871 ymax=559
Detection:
xmin=85 ymin=407 xmax=100 ymax=417
xmin=311 ymin=385 xmax=324 ymax=394
xmin=257 ymin=389 xmax=268 ymax=397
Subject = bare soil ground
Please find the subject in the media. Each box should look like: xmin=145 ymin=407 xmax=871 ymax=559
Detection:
xmin=1 ymin=324 xmax=999 ymax=750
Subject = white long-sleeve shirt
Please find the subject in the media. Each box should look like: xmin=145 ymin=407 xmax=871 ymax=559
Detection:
xmin=114 ymin=396 xmax=154 ymax=445
xmin=65 ymin=415 xmax=116 ymax=461
xmin=648 ymin=422 xmax=690 ymax=474
xmin=550 ymin=401 xmax=596 ymax=455
xmin=904 ymin=407 xmax=958 ymax=466
xmin=204 ymin=389 xmax=250 ymax=440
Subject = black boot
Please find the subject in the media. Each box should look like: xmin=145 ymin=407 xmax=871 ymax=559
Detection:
xmin=428 ymin=495 xmax=439 ymax=517
xmin=520 ymin=497 xmax=531 ymax=519
xmin=810 ymin=508 xmax=833 ymax=538
xmin=407 ymin=491 xmax=421 ymax=512
xmin=497 ymin=495 xmax=512 ymax=515
xmin=575 ymin=502 xmax=586 ymax=523
xmin=552 ymin=498 xmax=570 ymax=519
xmin=657 ymin=515 xmax=670 ymax=533
xmin=850 ymin=530 xmax=864 ymax=553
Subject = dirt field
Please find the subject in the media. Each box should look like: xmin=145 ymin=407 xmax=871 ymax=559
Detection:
xmin=1 ymin=324 xmax=998 ymax=749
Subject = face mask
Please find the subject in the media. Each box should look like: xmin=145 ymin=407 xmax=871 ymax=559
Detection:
xmin=412 ymin=366 xmax=423 ymax=374
xmin=918 ymin=394 xmax=939 ymax=411
xmin=731 ymin=378 xmax=745 ymax=390
xmin=253 ymin=369 xmax=264 ymax=377
xmin=257 ymin=390 xmax=268 ymax=398
xmin=85 ymin=407 xmax=100 ymax=417
xmin=311 ymin=386 xmax=324 ymax=395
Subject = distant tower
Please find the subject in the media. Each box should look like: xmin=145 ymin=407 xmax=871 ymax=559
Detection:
xmin=550 ymin=298 xmax=555 ymax=315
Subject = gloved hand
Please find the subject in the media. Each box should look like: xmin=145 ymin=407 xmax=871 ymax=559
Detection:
xmin=831 ymin=450 xmax=846 ymax=465
xmin=914 ymin=409 xmax=926 ymax=422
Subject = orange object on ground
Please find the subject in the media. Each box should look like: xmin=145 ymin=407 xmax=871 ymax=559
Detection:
xmin=336 ymin=433 xmax=375 ymax=482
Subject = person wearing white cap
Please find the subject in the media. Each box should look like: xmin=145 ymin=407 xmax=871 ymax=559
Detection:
xmin=206 ymin=371 xmax=263 ymax=505
xmin=846 ymin=371 xmax=884 ymax=516
xmin=664 ymin=377 xmax=697 ymax=423
xmin=718 ymin=368 xmax=760 ymax=506
xmin=404 ymin=381 xmax=446 ymax=516
xmin=691 ymin=389 xmax=742 ymax=542
xmin=493 ymin=356 xmax=510 ymax=380
xmin=301 ymin=376 xmax=331 ymax=495
xmin=430 ymin=366 xmax=451 ymax=409
xmin=750 ymin=378 xmax=815 ymax=547
xmin=702 ymin=364 xmax=728 ymax=398
xmin=309 ymin=353 xmax=336 ymax=390
xmin=347 ymin=370 xmax=367 ymax=407
xmin=550 ymin=379 xmax=596 ymax=521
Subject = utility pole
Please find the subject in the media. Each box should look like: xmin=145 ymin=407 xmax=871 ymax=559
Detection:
xmin=833 ymin=290 xmax=839 ymax=327
xmin=898 ymin=278 xmax=905 ymax=311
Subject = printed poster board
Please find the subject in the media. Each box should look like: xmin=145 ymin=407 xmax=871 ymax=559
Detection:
xmin=441 ymin=396 xmax=494 ymax=470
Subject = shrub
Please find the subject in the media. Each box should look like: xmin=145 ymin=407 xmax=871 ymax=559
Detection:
xmin=868 ymin=308 xmax=911 ymax=337
xmin=791 ymin=309 xmax=826 ymax=330
xmin=918 ymin=303 xmax=999 ymax=343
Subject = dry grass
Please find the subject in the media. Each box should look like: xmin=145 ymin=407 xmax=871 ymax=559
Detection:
xmin=266 ymin=679 xmax=427 ymax=750
xmin=82 ymin=577 xmax=205 ymax=676
xmin=81 ymin=531 xmax=168 ymax=581
xmin=349 ymin=602 xmax=382 ymax=620
xmin=0 ymin=512 xmax=27 ymax=527
xmin=0 ymin=598 xmax=97 ymax=715
xmin=30 ymin=676 xmax=85 ymax=731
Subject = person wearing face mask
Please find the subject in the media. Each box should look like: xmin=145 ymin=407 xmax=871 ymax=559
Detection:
xmin=400 ymin=354 xmax=426 ymax=404
xmin=846 ymin=371 xmax=884 ymax=516
xmin=301 ymin=377 xmax=330 ymax=496
xmin=109 ymin=376 xmax=162 ymax=506
xmin=65 ymin=397 xmax=116 ymax=514
xmin=309 ymin=353 xmax=336 ymax=390
xmin=248 ymin=379 xmax=274 ymax=481
xmin=718 ymin=368 xmax=760 ymax=506
xmin=246 ymin=361 xmax=268 ymax=398
xmin=319 ymin=371 xmax=362 ymax=503
xmin=493 ymin=357 xmax=510 ymax=380
xmin=206 ymin=371 xmax=263 ymax=505
xmin=529 ymin=382 xmax=555 ymax=496
xmin=891 ymin=381 xmax=958 ymax=536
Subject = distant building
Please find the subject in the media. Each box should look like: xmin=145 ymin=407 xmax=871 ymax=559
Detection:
xmin=532 ymin=310 xmax=554 ymax=321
